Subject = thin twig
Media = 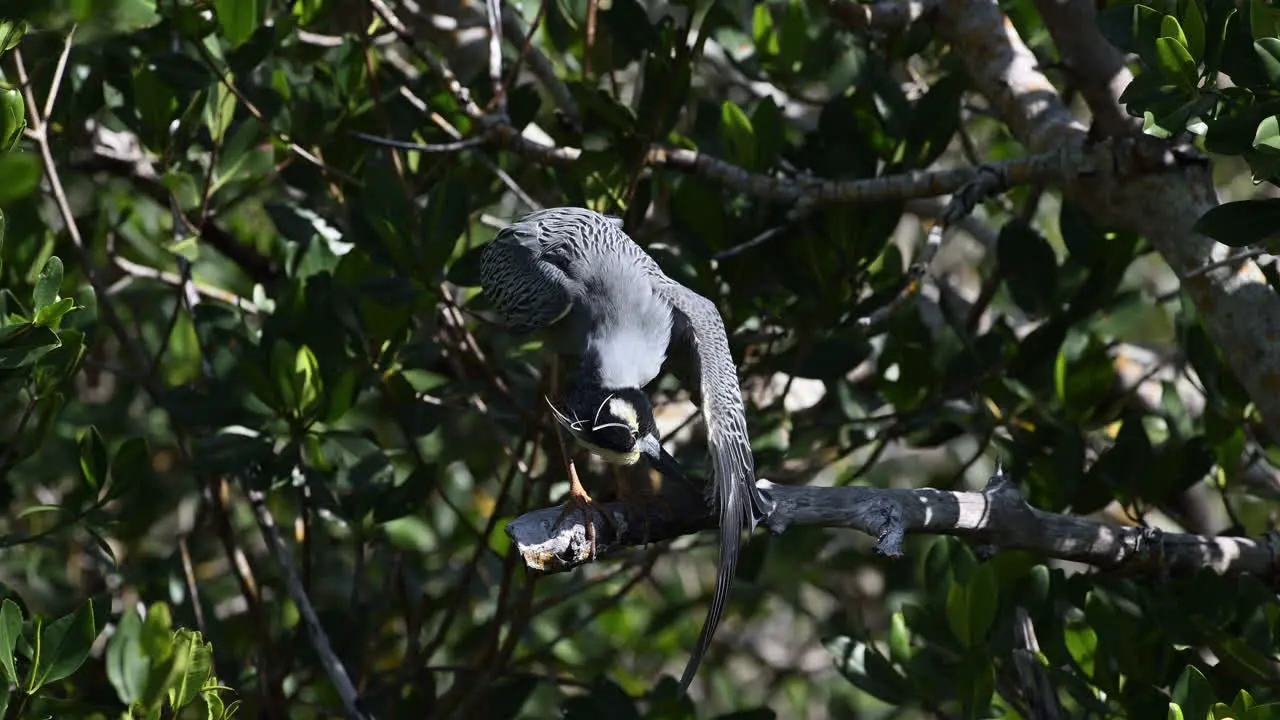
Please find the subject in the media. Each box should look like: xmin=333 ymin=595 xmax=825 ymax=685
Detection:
xmin=248 ymin=487 xmax=373 ymax=720
xmin=485 ymin=0 xmax=505 ymax=112
xmin=40 ymin=25 xmax=76 ymax=120
xmin=350 ymin=131 xmax=488 ymax=153
xmin=110 ymin=252 xmax=259 ymax=312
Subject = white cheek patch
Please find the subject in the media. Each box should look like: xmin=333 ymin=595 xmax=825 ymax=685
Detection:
xmin=608 ymin=397 xmax=640 ymax=432
xmin=577 ymin=438 xmax=642 ymax=466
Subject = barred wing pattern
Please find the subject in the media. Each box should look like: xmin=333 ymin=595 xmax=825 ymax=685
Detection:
xmin=479 ymin=219 xmax=576 ymax=334
xmin=657 ymin=279 xmax=771 ymax=691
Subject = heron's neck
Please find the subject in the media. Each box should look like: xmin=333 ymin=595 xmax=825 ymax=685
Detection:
xmin=579 ymin=330 xmax=666 ymax=390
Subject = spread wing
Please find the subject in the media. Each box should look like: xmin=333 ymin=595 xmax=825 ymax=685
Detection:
xmin=656 ymin=280 xmax=773 ymax=692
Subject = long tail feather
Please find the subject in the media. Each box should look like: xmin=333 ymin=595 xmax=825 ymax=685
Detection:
xmin=677 ymin=478 xmax=751 ymax=693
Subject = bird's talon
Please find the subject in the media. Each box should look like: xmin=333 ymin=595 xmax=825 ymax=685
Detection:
xmin=554 ymin=459 xmax=617 ymax=560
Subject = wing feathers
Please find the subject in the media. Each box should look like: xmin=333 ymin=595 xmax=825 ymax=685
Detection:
xmin=657 ymin=282 xmax=773 ymax=692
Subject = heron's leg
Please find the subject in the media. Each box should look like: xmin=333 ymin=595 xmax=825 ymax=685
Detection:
xmin=554 ymin=456 xmax=602 ymax=558
xmin=547 ymin=355 xmax=614 ymax=558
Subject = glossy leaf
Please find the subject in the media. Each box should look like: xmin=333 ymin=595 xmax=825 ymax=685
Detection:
xmin=1154 ymin=35 xmax=1199 ymax=92
xmin=1171 ymin=665 xmax=1213 ymax=720
xmin=1181 ymin=0 xmax=1206 ymax=60
xmin=1193 ymin=198 xmax=1280 ymax=246
xmin=1255 ymin=38 xmax=1280 ymax=86
xmin=0 ymin=323 xmax=60 ymax=369
xmin=422 ymin=173 xmax=471 ymax=281
xmin=106 ymin=607 xmax=146 ymax=704
xmin=0 ymin=86 xmax=24 ymax=153
xmin=825 ymin=636 xmax=911 ymax=705
xmin=720 ymin=100 xmax=756 ymax=170
xmin=26 ymin=600 xmax=97 ymax=692
xmin=167 ymin=629 xmax=213 ymax=709
xmin=214 ymin=0 xmax=261 ymax=47
xmin=0 ymin=599 xmax=21 ymax=685
xmin=0 ymin=152 xmax=40 ymax=204
xmin=78 ymin=426 xmax=108 ymax=493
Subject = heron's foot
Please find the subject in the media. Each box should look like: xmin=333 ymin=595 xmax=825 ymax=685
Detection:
xmin=553 ymin=460 xmax=616 ymax=560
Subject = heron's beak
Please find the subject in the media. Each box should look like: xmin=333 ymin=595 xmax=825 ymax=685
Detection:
xmin=638 ymin=434 xmax=686 ymax=481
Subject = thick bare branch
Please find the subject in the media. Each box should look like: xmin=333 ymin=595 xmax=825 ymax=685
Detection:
xmin=507 ymin=470 xmax=1280 ymax=578
xmin=920 ymin=0 xmax=1280 ymax=442
xmin=1031 ymin=0 xmax=1139 ymax=137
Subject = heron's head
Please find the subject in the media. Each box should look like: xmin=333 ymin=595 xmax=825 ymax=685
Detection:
xmin=549 ymin=386 xmax=686 ymax=480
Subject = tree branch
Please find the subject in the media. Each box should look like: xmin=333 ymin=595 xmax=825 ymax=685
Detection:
xmin=507 ymin=468 xmax=1280 ymax=578
xmin=247 ymin=487 xmax=374 ymax=720
xmin=1030 ymin=0 xmax=1138 ymax=137
xmin=917 ymin=0 xmax=1280 ymax=443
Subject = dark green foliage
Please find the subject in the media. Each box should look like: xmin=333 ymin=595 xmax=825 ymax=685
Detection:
xmin=0 ymin=0 xmax=1276 ymax=718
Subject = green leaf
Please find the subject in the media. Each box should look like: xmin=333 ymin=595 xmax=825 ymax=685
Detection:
xmin=320 ymin=368 xmax=359 ymax=424
xmin=1161 ymin=14 xmax=1189 ymax=51
xmin=293 ymin=0 xmax=324 ymax=24
xmin=1168 ymin=703 xmax=1186 ymax=720
xmin=0 ymin=20 xmax=27 ymax=54
xmin=422 ymin=174 xmax=471 ymax=281
xmin=888 ymin=611 xmax=913 ymax=666
xmin=0 ymin=323 xmax=61 ymax=369
xmin=947 ymin=582 xmax=975 ymax=647
xmin=32 ymin=297 xmax=75 ymax=329
xmin=1254 ymin=38 xmax=1280 ymax=86
xmin=1244 ymin=703 xmax=1280 ymax=720
xmin=1194 ymin=198 xmax=1280 ymax=246
xmin=751 ymin=97 xmax=785 ymax=170
xmin=902 ymin=72 xmax=965 ymax=169
xmin=78 ymin=426 xmax=108 ymax=493
xmin=824 ymin=636 xmax=910 ymax=704
xmin=106 ymin=607 xmax=146 ymax=704
xmin=132 ymin=63 xmax=177 ymax=151
xmin=0 ymin=86 xmax=25 ymax=153
xmin=997 ymin=220 xmax=1059 ymax=316
xmin=1181 ymin=0 xmax=1206 ymax=59
xmin=293 ymin=344 xmax=323 ymax=416
xmin=0 ymin=599 xmax=22 ymax=685
xmin=1097 ymin=3 xmax=1166 ymax=69
xmin=1155 ymin=35 xmax=1200 ymax=92
xmin=720 ymin=100 xmax=756 ymax=170
xmin=31 ymin=256 xmax=62 ymax=314
xmin=269 ymin=340 xmax=299 ymax=414
xmin=1235 ymin=689 xmax=1257 ymax=715
xmin=1250 ymin=0 xmax=1280 ymax=40
xmin=966 ymin=563 xmax=999 ymax=644
xmin=1064 ymin=620 xmax=1098 ymax=676
xmin=0 ymin=152 xmax=41 ymax=204
xmin=1171 ymin=665 xmax=1213 ymax=720
xmin=957 ymin=652 xmax=995 ymax=720
xmin=105 ymin=437 xmax=152 ymax=502
xmin=214 ymin=0 xmax=261 ymax=47
xmin=561 ymin=678 xmax=641 ymax=720
xmin=167 ymin=629 xmax=213 ymax=709
xmin=26 ymin=600 xmax=97 ymax=692
xmin=1255 ymin=115 xmax=1280 ymax=152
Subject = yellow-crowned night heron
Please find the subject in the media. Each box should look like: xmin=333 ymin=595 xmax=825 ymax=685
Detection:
xmin=480 ymin=206 xmax=774 ymax=691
